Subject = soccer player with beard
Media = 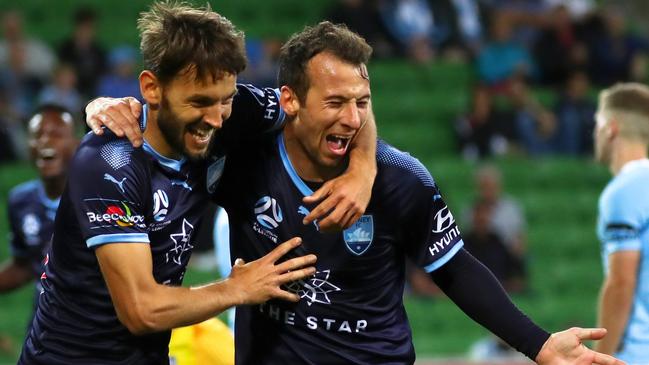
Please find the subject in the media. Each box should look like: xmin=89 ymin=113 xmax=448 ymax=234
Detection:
xmin=90 ymin=20 xmax=625 ymax=365
xmin=593 ymin=83 xmax=649 ymax=364
xmin=15 ymin=3 xmax=379 ymax=364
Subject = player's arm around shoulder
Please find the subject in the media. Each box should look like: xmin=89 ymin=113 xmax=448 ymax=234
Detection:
xmin=97 ymin=237 xmax=317 ymax=335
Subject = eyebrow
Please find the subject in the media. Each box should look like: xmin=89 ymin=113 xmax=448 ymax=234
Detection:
xmin=324 ymin=93 xmax=371 ymax=102
xmin=186 ymin=89 xmax=238 ymax=104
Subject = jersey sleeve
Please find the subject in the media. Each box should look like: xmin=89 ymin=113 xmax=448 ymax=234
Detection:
xmin=598 ymin=185 xmax=644 ymax=256
xmin=377 ymin=142 xmax=464 ymax=273
xmin=7 ymin=192 xmax=28 ymax=259
xmin=214 ymin=83 xmax=285 ymax=152
xmin=404 ymin=182 xmax=465 ymax=273
xmin=68 ymin=137 xmax=150 ymax=249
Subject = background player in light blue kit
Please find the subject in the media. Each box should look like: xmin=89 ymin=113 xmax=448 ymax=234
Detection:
xmin=593 ymin=83 xmax=649 ymax=364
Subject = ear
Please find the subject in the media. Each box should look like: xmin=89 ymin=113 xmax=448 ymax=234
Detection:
xmin=139 ymin=70 xmax=162 ymax=106
xmin=607 ymin=118 xmax=619 ymax=140
xmin=279 ymin=85 xmax=300 ymax=117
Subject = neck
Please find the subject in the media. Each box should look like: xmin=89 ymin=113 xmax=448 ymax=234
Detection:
xmin=42 ymin=176 xmax=66 ymax=199
xmin=143 ymin=105 xmax=182 ymax=160
xmin=283 ymin=125 xmax=346 ymax=182
xmin=610 ymin=139 xmax=648 ymax=175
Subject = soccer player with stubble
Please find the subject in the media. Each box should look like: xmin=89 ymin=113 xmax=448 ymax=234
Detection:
xmin=592 ymin=83 xmax=649 ymax=365
xmin=19 ymin=3 xmax=377 ymax=364
xmin=90 ymin=20 xmax=625 ymax=365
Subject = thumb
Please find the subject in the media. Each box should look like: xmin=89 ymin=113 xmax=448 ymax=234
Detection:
xmin=127 ymin=97 xmax=142 ymax=120
xmin=233 ymin=258 xmax=245 ymax=266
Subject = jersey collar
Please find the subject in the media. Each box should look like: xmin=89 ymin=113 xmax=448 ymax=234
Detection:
xmin=278 ymin=132 xmax=314 ymax=197
xmin=141 ymin=104 xmax=187 ymax=172
xmin=37 ymin=181 xmax=60 ymax=210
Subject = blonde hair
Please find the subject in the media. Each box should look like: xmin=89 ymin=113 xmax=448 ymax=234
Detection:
xmin=599 ymin=82 xmax=649 ymax=144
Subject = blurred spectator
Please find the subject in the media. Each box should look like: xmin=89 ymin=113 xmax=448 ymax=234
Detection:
xmin=552 ymin=69 xmax=596 ymax=155
xmin=490 ymin=0 xmax=550 ymax=48
xmin=97 ymin=45 xmax=141 ymax=100
xmin=425 ymin=0 xmax=491 ymax=60
xmin=543 ymin=0 xmax=595 ymax=20
xmin=455 ymin=84 xmax=514 ymax=160
xmin=0 ymin=10 xmax=55 ymax=82
xmin=510 ymin=78 xmax=562 ymax=156
xmin=0 ymin=113 xmax=20 ymax=163
xmin=58 ymin=7 xmax=107 ymax=98
xmin=463 ymin=200 xmax=527 ymax=292
xmin=37 ymin=63 xmax=83 ymax=116
xmin=462 ymin=165 xmax=527 ymax=260
xmin=533 ymin=5 xmax=589 ymax=86
xmin=476 ymin=13 xmax=535 ymax=86
xmin=0 ymin=40 xmax=44 ymax=161
xmin=380 ymin=0 xmax=436 ymax=63
xmin=0 ymin=41 xmax=43 ymax=120
xmin=587 ymin=7 xmax=649 ymax=86
xmin=237 ymin=39 xmax=281 ymax=87
xmin=327 ymin=0 xmax=398 ymax=58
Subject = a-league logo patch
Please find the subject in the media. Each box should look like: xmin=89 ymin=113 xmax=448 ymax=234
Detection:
xmin=343 ymin=215 xmax=373 ymax=255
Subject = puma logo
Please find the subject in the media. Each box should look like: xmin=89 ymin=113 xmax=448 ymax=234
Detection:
xmin=104 ymin=173 xmax=127 ymax=193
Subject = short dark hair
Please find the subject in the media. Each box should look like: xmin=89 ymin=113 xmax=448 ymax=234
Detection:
xmin=278 ymin=21 xmax=372 ymax=102
xmin=138 ymin=1 xmax=247 ymax=85
xmin=28 ymin=103 xmax=76 ymax=134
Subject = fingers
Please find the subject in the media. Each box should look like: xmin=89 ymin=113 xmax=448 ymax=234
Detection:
xmin=88 ymin=116 xmax=105 ymax=135
xmin=303 ymin=193 xmax=338 ymax=225
xmin=265 ymin=237 xmax=302 ymax=263
xmin=113 ymin=103 xmax=143 ymax=147
xmin=302 ymin=182 xmax=332 ymax=205
xmin=575 ymin=327 xmax=607 ymax=341
xmin=275 ymin=254 xmax=317 ymax=273
xmin=271 ymin=289 xmax=301 ymax=302
xmin=103 ymin=108 xmax=128 ymax=137
xmin=339 ymin=207 xmax=360 ymax=230
xmin=590 ymin=351 xmax=626 ymax=365
xmin=127 ymin=97 xmax=142 ymax=119
xmin=318 ymin=200 xmax=359 ymax=232
xmin=278 ymin=266 xmax=317 ymax=283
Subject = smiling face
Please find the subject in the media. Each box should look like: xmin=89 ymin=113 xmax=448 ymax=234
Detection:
xmin=284 ymin=52 xmax=370 ymax=177
xmin=28 ymin=109 xmax=77 ymax=180
xmin=145 ymin=68 xmax=237 ymax=161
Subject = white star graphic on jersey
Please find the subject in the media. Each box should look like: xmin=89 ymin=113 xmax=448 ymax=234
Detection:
xmin=285 ymin=269 xmax=341 ymax=306
xmin=167 ymin=218 xmax=194 ymax=265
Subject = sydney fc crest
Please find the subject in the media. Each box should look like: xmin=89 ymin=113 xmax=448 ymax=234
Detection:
xmin=343 ymin=215 xmax=373 ymax=255
xmin=206 ymin=156 xmax=226 ymax=193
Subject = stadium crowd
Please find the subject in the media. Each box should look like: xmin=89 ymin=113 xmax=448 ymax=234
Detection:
xmin=1 ymin=1 xmax=649 ymax=163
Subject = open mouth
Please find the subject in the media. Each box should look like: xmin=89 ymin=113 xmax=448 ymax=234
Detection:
xmin=38 ymin=148 xmax=57 ymax=161
xmin=325 ymin=134 xmax=352 ymax=156
xmin=187 ymin=125 xmax=214 ymax=145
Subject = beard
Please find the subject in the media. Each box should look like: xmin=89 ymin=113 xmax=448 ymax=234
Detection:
xmin=158 ymin=96 xmax=213 ymax=162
